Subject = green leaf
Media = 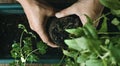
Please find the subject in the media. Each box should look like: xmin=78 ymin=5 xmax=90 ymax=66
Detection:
xmin=12 ymin=42 xmax=20 ymax=48
xmin=109 ymin=45 xmax=120 ymax=63
xmin=65 ymin=37 xmax=88 ymax=51
xmin=111 ymin=18 xmax=120 ymax=26
xmin=99 ymin=16 xmax=108 ymax=32
xmin=63 ymin=50 xmax=78 ymax=58
xmin=84 ymin=20 xmax=98 ymax=39
xmin=65 ymin=37 xmax=101 ymax=54
xmin=18 ymin=24 xmax=27 ymax=33
xmin=111 ymin=18 xmax=120 ymax=30
xmin=77 ymin=54 xmax=88 ymax=63
xmin=86 ymin=59 xmax=104 ymax=66
xmin=65 ymin=58 xmax=79 ymax=66
xmin=28 ymin=32 xmax=36 ymax=39
xmin=37 ymin=41 xmax=48 ymax=55
xmin=100 ymin=0 xmax=120 ymax=10
xmin=64 ymin=39 xmax=80 ymax=51
xmin=23 ymin=45 xmax=32 ymax=55
xmin=65 ymin=27 xmax=84 ymax=37
xmin=27 ymin=54 xmax=38 ymax=62
xmin=23 ymin=37 xmax=32 ymax=46
xmin=111 ymin=9 xmax=120 ymax=17
xmin=11 ymin=49 xmax=21 ymax=59
xmin=110 ymin=36 xmax=120 ymax=45
xmin=105 ymin=39 xmax=110 ymax=45
xmin=11 ymin=42 xmax=21 ymax=58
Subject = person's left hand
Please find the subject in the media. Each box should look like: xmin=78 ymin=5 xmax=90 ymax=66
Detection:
xmin=17 ymin=0 xmax=58 ymax=48
xmin=55 ymin=0 xmax=104 ymax=25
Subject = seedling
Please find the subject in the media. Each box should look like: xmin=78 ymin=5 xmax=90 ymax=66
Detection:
xmin=10 ymin=24 xmax=48 ymax=66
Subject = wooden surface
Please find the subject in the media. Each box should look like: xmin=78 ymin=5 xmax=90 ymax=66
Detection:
xmin=0 ymin=0 xmax=77 ymax=3
xmin=0 ymin=0 xmax=16 ymax=3
xmin=0 ymin=64 xmax=65 ymax=66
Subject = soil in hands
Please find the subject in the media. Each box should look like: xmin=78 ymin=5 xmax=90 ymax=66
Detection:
xmin=47 ymin=15 xmax=82 ymax=49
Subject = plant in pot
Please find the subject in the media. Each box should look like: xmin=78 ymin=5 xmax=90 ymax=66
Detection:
xmin=10 ymin=0 xmax=120 ymax=65
xmin=48 ymin=0 xmax=120 ymax=66
xmin=10 ymin=24 xmax=48 ymax=66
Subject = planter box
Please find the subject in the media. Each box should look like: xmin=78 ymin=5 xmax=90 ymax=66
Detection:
xmin=0 ymin=4 xmax=63 ymax=64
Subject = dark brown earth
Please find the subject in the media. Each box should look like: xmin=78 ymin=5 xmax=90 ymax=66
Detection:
xmin=47 ymin=15 xmax=82 ymax=48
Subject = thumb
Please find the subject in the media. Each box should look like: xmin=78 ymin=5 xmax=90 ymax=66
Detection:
xmin=55 ymin=6 xmax=75 ymax=18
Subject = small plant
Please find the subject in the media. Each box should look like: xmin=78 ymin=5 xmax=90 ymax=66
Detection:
xmin=10 ymin=24 xmax=48 ymax=66
xmin=63 ymin=0 xmax=120 ymax=66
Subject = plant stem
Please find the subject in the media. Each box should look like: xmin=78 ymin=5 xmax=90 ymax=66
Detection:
xmin=20 ymin=31 xmax=27 ymax=66
xmin=57 ymin=55 xmax=65 ymax=66
xmin=98 ymin=32 xmax=120 ymax=35
xmin=94 ymin=12 xmax=111 ymax=24
xmin=20 ymin=31 xmax=24 ymax=56
xmin=20 ymin=31 xmax=24 ymax=48
xmin=25 ymin=49 xmax=39 ymax=60
xmin=100 ymin=45 xmax=109 ymax=52
xmin=102 ymin=59 xmax=107 ymax=66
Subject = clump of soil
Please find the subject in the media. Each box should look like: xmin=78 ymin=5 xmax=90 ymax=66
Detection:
xmin=47 ymin=15 xmax=82 ymax=48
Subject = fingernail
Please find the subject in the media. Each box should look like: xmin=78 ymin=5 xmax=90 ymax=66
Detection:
xmin=55 ymin=13 xmax=63 ymax=18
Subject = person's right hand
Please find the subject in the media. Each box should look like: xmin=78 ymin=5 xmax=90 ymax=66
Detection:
xmin=55 ymin=0 xmax=104 ymax=26
xmin=17 ymin=0 xmax=58 ymax=47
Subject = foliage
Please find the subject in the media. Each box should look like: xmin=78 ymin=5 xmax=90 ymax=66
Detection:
xmin=100 ymin=0 xmax=120 ymax=17
xmin=10 ymin=24 xmax=48 ymax=66
xmin=63 ymin=0 xmax=120 ymax=66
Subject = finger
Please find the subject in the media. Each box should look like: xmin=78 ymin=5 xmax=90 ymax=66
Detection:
xmin=37 ymin=27 xmax=59 ymax=48
xmin=79 ymin=15 xmax=87 ymax=25
xmin=36 ymin=17 xmax=58 ymax=48
xmin=29 ymin=15 xmax=58 ymax=48
xmin=55 ymin=6 xmax=76 ymax=18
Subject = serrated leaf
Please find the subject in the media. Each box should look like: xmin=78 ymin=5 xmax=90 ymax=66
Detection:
xmin=23 ymin=45 xmax=32 ymax=55
xmin=37 ymin=41 xmax=47 ymax=55
xmin=11 ymin=49 xmax=21 ymax=59
xmin=86 ymin=59 xmax=104 ymax=66
xmin=12 ymin=42 xmax=20 ymax=48
xmin=27 ymin=54 xmax=38 ymax=62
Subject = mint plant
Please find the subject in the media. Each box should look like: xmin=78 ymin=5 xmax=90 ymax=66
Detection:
xmin=10 ymin=24 xmax=48 ymax=66
xmin=63 ymin=0 xmax=120 ymax=66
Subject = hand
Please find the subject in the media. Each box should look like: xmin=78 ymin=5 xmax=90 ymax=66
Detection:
xmin=17 ymin=0 xmax=58 ymax=47
xmin=55 ymin=0 xmax=104 ymax=25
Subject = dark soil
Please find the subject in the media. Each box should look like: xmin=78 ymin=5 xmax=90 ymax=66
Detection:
xmin=47 ymin=15 xmax=82 ymax=48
